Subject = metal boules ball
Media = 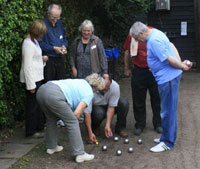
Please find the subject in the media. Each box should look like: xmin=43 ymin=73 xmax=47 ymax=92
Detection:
xmin=137 ymin=138 xmax=142 ymax=144
xmin=124 ymin=138 xmax=129 ymax=144
xmin=116 ymin=149 xmax=122 ymax=156
xmin=113 ymin=136 xmax=119 ymax=142
xmin=186 ymin=60 xmax=192 ymax=67
xmin=128 ymin=147 xmax=134 ymax=153
xmin=102 ymin=145 xmax=107 ymax=151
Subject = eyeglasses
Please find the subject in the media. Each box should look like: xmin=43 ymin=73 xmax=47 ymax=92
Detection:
xmin=49 ymin=15 xmax=60 ymax=20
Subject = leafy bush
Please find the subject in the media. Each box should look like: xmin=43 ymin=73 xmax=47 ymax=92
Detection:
xmin=0 ymin=0 xmax=45 ymax=128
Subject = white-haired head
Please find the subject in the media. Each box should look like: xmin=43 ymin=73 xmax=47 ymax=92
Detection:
xmin=85 ymin=73 xmax=105 ymax=91
xmin=79 ymin=19 xmax=94 ymax=33
xmin=130 ymin=21 xmax=148 ymax=38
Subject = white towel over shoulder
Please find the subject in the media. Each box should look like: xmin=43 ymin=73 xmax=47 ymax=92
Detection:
xmin=130 ymin=37 xmax=138 ymax=57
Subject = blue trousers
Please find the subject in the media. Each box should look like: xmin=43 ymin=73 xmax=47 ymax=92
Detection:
xmin=158 ymin=75 xmax=181 ymax=148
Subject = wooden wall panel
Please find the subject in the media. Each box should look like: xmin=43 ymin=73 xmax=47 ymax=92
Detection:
xmin=148 ymin=0 xmax=196 ymax=62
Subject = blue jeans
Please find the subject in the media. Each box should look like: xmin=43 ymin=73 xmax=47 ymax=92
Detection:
xmin=158 ymin=75 xmax=181 ymax=148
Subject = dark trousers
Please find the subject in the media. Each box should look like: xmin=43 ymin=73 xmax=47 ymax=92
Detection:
xmin=25 ymin=81 xmax=45 ymax=136
xmin=131 ymin=66 xmax=161 ymax=129
xmin=91 ymin=98 xmax=129 ymax=132
xmin=44 ymin=57 xmax=66 ymax=82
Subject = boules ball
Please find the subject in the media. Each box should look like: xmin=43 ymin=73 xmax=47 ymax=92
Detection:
xmin=137 ymin=138 xmax=142 ymax=144
xmin=113 ymin=136 xmax=119 ymax=142
xmin=124 ymin=138 xmax=129 ymax=144
xmin=102 ymin=145 xmax=107 ymax=151
xmin=186 ymin=61 xmax=191 ymax=67
xmin=116 ymin=149 xmax=122 ymax=156
xmin=128 ymin=147 xmax=134 ymax=153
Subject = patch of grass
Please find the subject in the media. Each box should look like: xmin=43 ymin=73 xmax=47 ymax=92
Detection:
xmin=9 ymin=156 xmax=31 ymax=169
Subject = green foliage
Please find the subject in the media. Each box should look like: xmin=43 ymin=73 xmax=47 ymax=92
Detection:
xmin=0 ymin=0 xmax=45 ymax=128
xmin=85 ymin=0 xmax=154 ymax=43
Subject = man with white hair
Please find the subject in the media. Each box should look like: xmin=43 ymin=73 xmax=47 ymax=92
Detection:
xmin=130 ymin=21 xmax=192 ymax=152
xmin=39 ymin=4 xmax=68 ymax=82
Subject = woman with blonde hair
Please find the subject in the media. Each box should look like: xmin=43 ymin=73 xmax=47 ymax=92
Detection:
xmin=36 ymin=73 xmax=105 ymax=163
xmin=20 ymin=20 xmax=47 ymax=138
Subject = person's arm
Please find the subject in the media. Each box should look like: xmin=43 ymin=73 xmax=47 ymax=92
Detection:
xmin=167 ymin=56 xmax=192 ymax=71
xmin=104 ymin=106 xmax=115 ymax=138
xmin=74 ymin=101 xmax=87 ymax=119
xmin=97 ymin=38 xmax=108 ymax=74
xmin=124 ymin=49 xmax=131 ymax=77
xmin=84 ymin=113 xmax=97 ymax=143
xmin=23 ymin=41 xmax=36 ymax=91
xmin=170 ymin=43 xmax=181 ymax=62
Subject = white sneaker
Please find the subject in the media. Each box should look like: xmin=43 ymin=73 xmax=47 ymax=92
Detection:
xmin=75 ymin=152 xmax=94 ymax=163
xmin=57 ymin=120 xmax=65 ymax=127
xmin=153 ymin=138 xmax=160 ymax=143
xmin=32 ymin=132 xmax=44 ymax=138
xmin=46 ymin=145 xmax=63 ymax=155
xmin=150 ymin=142 xmax=170 ymax=153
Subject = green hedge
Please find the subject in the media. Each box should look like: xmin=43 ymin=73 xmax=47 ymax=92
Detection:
xmin=0 ymin=0 xmax=154 ymax=129
xmin=0 ymin=0 xmax=45 ymax=128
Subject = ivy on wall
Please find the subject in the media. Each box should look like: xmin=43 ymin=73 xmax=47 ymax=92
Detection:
xmin=0 ymin=0 xmax=45 ymax=128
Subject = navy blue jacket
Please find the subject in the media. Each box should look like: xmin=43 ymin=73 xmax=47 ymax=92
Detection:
xmin=39 ymin=17 xmax=68 ymax=57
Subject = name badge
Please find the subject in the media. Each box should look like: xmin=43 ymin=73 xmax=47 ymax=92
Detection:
xmin=60 ymin=35 xmax=63 ymax=39
xmin=91 ymin=45 xmax=96 ymax=50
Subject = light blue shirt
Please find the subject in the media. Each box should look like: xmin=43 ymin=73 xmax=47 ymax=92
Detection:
xmin=146 ymin=29 xmax=182 ymax=84
xmin=52 ymin=79 xmax=93 ymax=110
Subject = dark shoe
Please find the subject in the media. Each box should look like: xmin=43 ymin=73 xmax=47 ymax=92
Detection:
xmin=155 ymin=126 xmax=163 ymax=133
xmin=116 ymin=130 xmax=128 ymax=138
xmin=134 ymin=128 xmax=143 ymax=136
xmin=93 ymin=128 xmax=100 ymax=136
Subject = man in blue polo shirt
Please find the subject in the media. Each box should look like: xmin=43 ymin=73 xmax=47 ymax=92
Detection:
xmin=130 ymin=22 xmax=192 ymax=152
xmin=39 ymin=4 xmax=68 ymax=82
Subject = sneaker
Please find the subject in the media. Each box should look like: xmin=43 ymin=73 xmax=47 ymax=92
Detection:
xmin=57 ymin=120 xmax=65 ymax=127
xmin=155 ymin=126 xmax=163 ymax=133
xmin=134 ymin=128 xmax=143 ymax=136
xmin=32 ymin=132 xmax=44 ymax=138
xmin=46 ymin=145 xmax=63 ymax=155
xmin=75 ymin=152 xmax=94 ymax=163
xmin=153 ymin=138 xmax=160 ymax=143
xmin=150 ymin=142 xmax=170 ymax=153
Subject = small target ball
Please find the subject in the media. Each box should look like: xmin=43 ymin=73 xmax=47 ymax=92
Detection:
xmin=113 ymin=136 xmax=119 ymax=142
xmin=137 ymin=138 xmax=142 ymax=144
xmin=116 ymin=150 xmax=122 ymax=156
xmin=128 ymin=147 xmax=134 ymax=153
xmin=124 ymin=138 xmax=129 ymax=144
xmin=96 ymin=141 xmax=99 ymax=145
xmin=102 ymin=145 xmax=107 ymax=151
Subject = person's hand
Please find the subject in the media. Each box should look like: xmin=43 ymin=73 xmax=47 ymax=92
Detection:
xmin=43 ymin=55 xmax=48 ymax=62
xmin=72 ymin=67 xmax=77 ymax=78
xmin=182 ymin=60 xmax=192 ymax=71
xmin=124 ymin=68 xmax=131 ymax=77
xmin=104 ymin=125 xmax=113 ymax=138
xmin=61 ymin=45 xmax=67 ymax=54
xmin=53 ymin=46 xmax=66 ymax=55
xmin=29 ymin=89 xmax=36 ymax=94
xmin=88 ymin=132 xmax=97 ymax=144
xmin=74 ymin=112 xmax=81 ymax=119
